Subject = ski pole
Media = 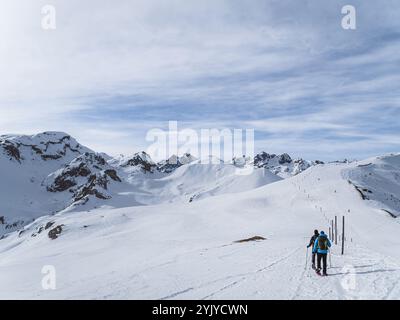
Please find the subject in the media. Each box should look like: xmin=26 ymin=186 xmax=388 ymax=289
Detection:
xmin=305 ymin=247 xmax=309 ymax=270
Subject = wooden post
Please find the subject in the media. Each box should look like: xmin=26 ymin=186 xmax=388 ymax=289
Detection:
xmin=335 ymin=216 xmax=338 ymax=245
xmin=331 ymin=220 xmax=334 ymax=242
xmin=341 ymin=216 xmax=345 ymax=255
xmin=329 ymin=227 xmax=331 ymax=240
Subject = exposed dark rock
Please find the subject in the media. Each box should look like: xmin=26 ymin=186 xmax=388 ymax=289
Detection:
xmin=45 ymin=221 xmax=55 ymax=230
xmin=73 ymin=180 xmax=110 ymax=202
xmin=0 ymin=133 xmax=86 ymax=164
xmin=354 ymin=185 xmax=369 ymax=200
xmin=46 ymin=153 xmax=121 ymax=203
xmin=358 ymin=163 xmax=373 ymax=168
xmin=30 ymin=145 xmax=43 ymax=155
xmin=105 ymin=169 xmax=122 ymax=182
xmin=189 ymin=194 xmax=199 ymax=203
xmin=48 ymin=176 xmax=76 ymax=192
xmin=234 ymin=236 xmax=266 ymax=243
xmin=278 ymin=153 xmax=292 ymax=164
xmin=41 ymin=154 xmax=62 ymax=160
xmin=157 ymin=156 xmax=182 ymax=173
xmin=381 ymin=209 xmax=397 ymax=218
xmin=254 ymin=152 xmax=276 ymax=168
xmin=121 ymin=152 xmax=156 ymax=173
xmin=2 ymin=142 xmax=21 ymax=162
xmin=48 ymin=225 xmax=64 ymax=240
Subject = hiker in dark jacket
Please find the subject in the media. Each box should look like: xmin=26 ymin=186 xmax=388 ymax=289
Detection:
xmin=307 ymin=230 xmax=319 ymax=269
xmin=313 ymin=231 xmax=332 ymax=276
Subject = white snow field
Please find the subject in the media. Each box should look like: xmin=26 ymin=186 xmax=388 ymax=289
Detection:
xmin=0 ymin=152 xmax=399 ymax=300
xmin=122 ymin=157 xmax=282 ymax=205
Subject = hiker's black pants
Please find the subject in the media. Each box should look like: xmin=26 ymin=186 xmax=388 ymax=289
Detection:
xmin=317 ymin=253 xmax=327 ymax=274
xmin=312 ymin=252 xmax=316 ymax=266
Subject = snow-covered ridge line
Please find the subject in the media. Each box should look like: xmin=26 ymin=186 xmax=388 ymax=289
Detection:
xmin=342 ymin=153 xmax=400 ymax=218
xmin=0 ymin=131 xmax=91 ymax=163
xmin=1 ymin=131 xmax=399 ymax=239
xmin=119 ymin=150 xmax=321 ymax=178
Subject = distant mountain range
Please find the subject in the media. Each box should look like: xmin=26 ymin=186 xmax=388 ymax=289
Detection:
xmin=1 ymin=131 xmax=397 ymax=237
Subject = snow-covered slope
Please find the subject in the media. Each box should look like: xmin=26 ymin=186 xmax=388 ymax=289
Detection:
xmin=126 ymin=158 xmax=282 ymax=204
xmin=343 ymin=153 xmax=400 ymax=218
xmin=0 ymin=154 xmax=399 ymax=299
xmin=0 ymin=132 xmax=93 ymax=233
xmin=119 ymin=157 xmax=281 ymax=205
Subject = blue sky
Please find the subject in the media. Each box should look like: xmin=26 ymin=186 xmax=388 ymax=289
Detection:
xmin=1 ymin=0 xmax=399 ymax=160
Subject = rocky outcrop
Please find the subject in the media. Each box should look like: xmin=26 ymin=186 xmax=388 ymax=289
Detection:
xmin=1 ymin=141 xmax=21 ymax=162
xmin=278 ymin=153 xmax=292 ymax=165
xmin=48 ymin=225 xmax=64 ymax=240
xmin=45 ymin=152 xmax=122 ymax=206
xmin=254 ymin=152 xmax=276 ymax=168
xmin=254 ymin=152 xmax=312 ymax=177
xmin=120 ymin=152 xmax=157 ymax=173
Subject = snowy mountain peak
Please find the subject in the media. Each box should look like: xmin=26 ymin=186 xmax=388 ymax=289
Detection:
xmin=254 ymin=152 xmax=309 ymax=178
xmin=278 ymin=153 xmax=292 ymax=164
xmin=119 ymin=151 xmax=157 ymax=173
xmin=254 ymin=152 xmax=292 ymax=166
xmin=252 ymin=152 xmax=325 ymax=178
xmin=157 ymin=153 xmax=197 ymax=173
xmin=180 ymin=153 xmax=197 ymax=164
xmin=44 ymin=152 xmax=122 ymax=208
xmin=0 ymin=131 xmax=91 ymax=163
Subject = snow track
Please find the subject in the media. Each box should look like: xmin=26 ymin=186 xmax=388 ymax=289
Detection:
xmin=158 ymin=242 xmax=400 ymax=300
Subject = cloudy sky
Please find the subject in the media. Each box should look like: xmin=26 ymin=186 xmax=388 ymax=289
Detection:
xmin=1 ymin=0 xmax=399 ymax=160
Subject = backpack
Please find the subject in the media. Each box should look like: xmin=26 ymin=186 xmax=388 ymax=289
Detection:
xmin=318 ymin=237 xmax=328 ymax=250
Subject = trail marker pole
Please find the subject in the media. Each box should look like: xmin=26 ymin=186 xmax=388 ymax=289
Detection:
xmin=342 ymin=216 xmax=345 ymax=255
xmin=331 ymin=220 xmax=334 ymax=242
xmin=335 ymin=216 xmax=338 ymax=245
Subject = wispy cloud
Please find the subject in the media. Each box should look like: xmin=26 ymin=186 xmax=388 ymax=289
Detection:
xmin=0 ymin=0 xmax=399 ymax=160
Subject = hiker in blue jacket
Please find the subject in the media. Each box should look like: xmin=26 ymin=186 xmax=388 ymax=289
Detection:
xmin=313 ymin=231 xmax=331 ymax=276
